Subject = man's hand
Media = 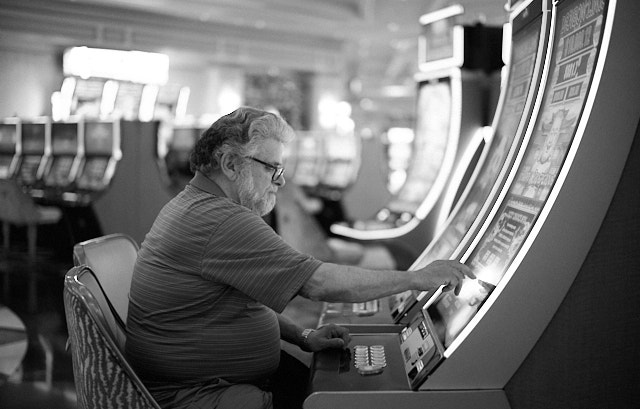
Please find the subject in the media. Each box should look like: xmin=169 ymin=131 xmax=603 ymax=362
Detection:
xmin=304 ymin=323 xmax=351 ymax=352
xmin=416 ymin=260 xmax=476 ymax=295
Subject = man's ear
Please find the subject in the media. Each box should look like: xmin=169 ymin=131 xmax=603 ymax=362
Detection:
xmin=219 ymin=152 xmax=241 ymax=181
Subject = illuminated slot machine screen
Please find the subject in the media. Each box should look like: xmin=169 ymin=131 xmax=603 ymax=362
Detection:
xmin=320 ymin=133 xmax=358 ymax=189
xmin=389 ymin=2 xmax=548 ymax=323
xmin=386 ymin=78 xmax=452 ymax=217
xmin=292 ymin=132 xmax=323 ymax=188
xmin=113 ymin=82 xmax=144 ymax=120
xmin=0 ymin=123 xmax=17 ymax=178
xmin=320 ymin=161 xmax=354 ymax=189
xmin=418 ymin=5 xmax=462 ymax=71
xmin=428 ymin=0 xmax=609 ymax=350
xmin=76 ymin=121 xmax=115 ymax=191
xmin=18 ymin=122 xmax=47 ymax=186
xmin=45 ymin=122 xmax=79 ymax=187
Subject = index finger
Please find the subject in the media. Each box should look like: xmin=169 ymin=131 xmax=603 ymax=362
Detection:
xmin=457 ymin=262 xmax=475 ymax=280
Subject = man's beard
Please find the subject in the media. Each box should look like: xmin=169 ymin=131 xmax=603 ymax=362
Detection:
xmin=237 ymin=168 xmax=277 ymax=216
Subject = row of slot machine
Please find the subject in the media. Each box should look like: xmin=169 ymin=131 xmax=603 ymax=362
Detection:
xmin=324 ymin=5 xmax=504 ymax=321
xmin=0 ymin=117 xmax=119 ymax=206
xmin=157 ymin=122 xmax=361 ymax=205
xmin=305 ymin=0 xmax=640 ymax=408
xmin=0 ymin=115 xmax=178 ymax=246
xmin=330 ymin=6 xmax=503 ymax=260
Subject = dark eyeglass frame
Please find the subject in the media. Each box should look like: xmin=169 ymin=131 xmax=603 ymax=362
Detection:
xmin=245 ymin=156 xmax=285 ymax=181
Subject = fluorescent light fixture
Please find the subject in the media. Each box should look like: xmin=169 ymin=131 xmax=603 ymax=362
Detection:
xmin=63 ymin=46 xmax=169 ymax=85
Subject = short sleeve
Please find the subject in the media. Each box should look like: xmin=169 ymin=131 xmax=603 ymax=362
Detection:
xmin=201 ymin=209 xmax=322 ymax=313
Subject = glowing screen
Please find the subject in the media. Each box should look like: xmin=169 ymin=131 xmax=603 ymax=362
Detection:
xmin=0 ymin=124 xmax=16 ymax=153
xmin=21 ymin=123 xmax=46 ymax=154
xmin=388 ymin=79 xmax=452 ymax=215
xmin=51 ymin=123 xmax=78 ymax=155
xmin=84 ymin=121 xmax=114 ymax=155
xmin=432 ymin=0 xmax=609 ymax=347
xmin=416 ymin=6 xmax=544 ymax=270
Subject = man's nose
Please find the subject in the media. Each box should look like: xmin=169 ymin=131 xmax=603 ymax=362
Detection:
xmin=274 ymin=173 xmax=285 ymax=187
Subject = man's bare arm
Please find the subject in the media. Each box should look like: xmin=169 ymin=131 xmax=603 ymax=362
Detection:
xmin=299 ymin=260 xmax=474 ymax=303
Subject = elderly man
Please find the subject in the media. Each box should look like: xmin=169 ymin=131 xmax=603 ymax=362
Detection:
xmin=126 ymin=107 xmax=474 ymax=409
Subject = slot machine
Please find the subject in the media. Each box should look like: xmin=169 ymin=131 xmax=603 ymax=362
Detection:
xmin=389 ymin=0 xmax=552 ymax=325
xmin=297 ymin=128 xmax=361 ymax=235
xmin=91 ymin=120 xmax=173 ymax=245
xmin=156 ymin=123 xmax=202 ymax=196
xmin=15 ymin=118 xmax=50 ymax=198
xmin=321 ymin=5 xmax=503 ymax=325
xmin=74 ymin=118 xmax=121 ymax=204
xmin=330 ymin=5 xmax=502 ymax=258
xmin=306 ymin=1 xmax=640 ymax=408
xmin=290 ymin=131 xmax=326 ymax=191
xmin=316 ymin=130 xmax=360 ymax=200
xmin=0 ymin=119 xmax=19 ymax=179
xmin=42 ymin=120 xmax=82 ymax=203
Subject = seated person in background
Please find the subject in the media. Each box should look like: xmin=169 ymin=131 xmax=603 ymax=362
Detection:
xmin=125 ymin=107 xmax=475 ymax=409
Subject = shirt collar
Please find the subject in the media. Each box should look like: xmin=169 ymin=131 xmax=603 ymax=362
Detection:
xmin=189 ymin=171 xmax=227 ymax=198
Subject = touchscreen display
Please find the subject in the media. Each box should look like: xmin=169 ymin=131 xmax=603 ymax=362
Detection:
xmin=433 ymin=0 xmax=609 ymax=348
xmin=84 ymin=121 xmax=114 ymax=155
xmin=51 ymin=123 xmax=79 ymax=155
xmin=413 ymin=10 xmax=544 ymax=272
xmin=388 ymin=79 xmax=452 ymax=215
xmin=21 ymin=123 xmax=46 ymax=154
xmin=389 ymin=7 xmax=546 ymax=324
xmin=0 ymin=124 xmax=17 ymax=153
xmin=399 ymin=311 xmax=444 ymax=390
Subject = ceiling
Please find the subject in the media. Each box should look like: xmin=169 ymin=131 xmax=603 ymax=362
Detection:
xmin=0 ymin=0 xmax=508 ymax=119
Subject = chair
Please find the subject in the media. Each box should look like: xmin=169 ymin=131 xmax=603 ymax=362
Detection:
xmin=73 ymin=233 xmax=139 ymax=331
xmin=0 ymin=179 xmax=62 ymax=258
xmin=64 ymin=264 xmax=161 ymax=409
xmin=0 ymin=179 xmax=62 ymax=311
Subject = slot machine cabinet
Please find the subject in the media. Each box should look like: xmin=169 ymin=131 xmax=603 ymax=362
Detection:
xmin=14 ymin=119 xmax=50 ymax=198
xmin=330 ymin=5 xmax=502 ymax=259
xmin=92 ymin=120 xmax=174 ymax=245
xmin=38 ymin=119 xmax=105 ymax=245
xmin=321 ymin=5 xmax=503 ymax=326
xmin=42 ymin=120 xmax=82 ymax=202
xmin=301 ymin=129 xmax=361 ymax=234
xmin=276 ymin=131 xmax=337 ymax=261
xmin=306 ymin=1 xmax=640 ymax=408
xmin=390 ymin=0 xmax=552 ymax=325
xmin=156 ymin=123 xmax=201 ymax=197
xmin=290 ymin=131 xmax=326 ymax=192
xmin=276 ymin=127 xmax=366 ymax=267
xmin=0 ymin=119 xmax=19 ymax=179
xmin=74 ymin=118 xmax=121 ymax=204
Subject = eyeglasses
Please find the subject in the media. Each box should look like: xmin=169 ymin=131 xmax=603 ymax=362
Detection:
xmin=245 ymin=156 xmax=285 ymax=181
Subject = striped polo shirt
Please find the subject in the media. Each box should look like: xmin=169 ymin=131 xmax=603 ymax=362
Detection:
xmin=125 ymin=172 xmax=322 ymax=388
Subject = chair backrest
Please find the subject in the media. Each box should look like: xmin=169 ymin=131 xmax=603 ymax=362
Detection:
xmin=64 ymin=265 xmax=161 ymax=409
xmin=73 ymin=233 xmax=139 ymax=328
xmin=0 ymin=179 xmax=39 ymax=224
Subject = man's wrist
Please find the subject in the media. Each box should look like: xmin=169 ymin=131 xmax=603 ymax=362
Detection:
xmin=301 ymin=328 xmax=315 ymax=351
